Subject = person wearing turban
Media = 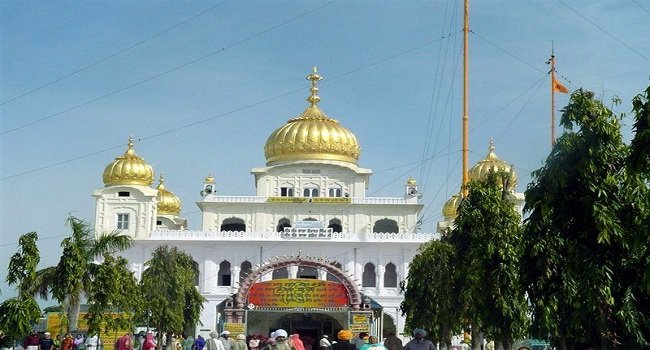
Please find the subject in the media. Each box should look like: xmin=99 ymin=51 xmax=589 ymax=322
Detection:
xmin=270 ymin=330 xmax=290 ymax=350
xmin=331 ymin=331 xmax=355 ymax=350
xmin=402 ymin=330 xmax=433 ymax=350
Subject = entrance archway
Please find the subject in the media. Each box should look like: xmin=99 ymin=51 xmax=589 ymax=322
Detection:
xmin=236 ymin=255 xmax=362 ymax=310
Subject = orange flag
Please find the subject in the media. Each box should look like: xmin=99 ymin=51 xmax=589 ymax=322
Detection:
xmin=553 ymin=79 xmax=569 ymax=93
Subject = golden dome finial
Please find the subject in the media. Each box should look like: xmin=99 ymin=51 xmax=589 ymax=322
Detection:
xmin=204 ymin=174 xmax=215 ymax=183
xmin=489 ymin=137 xmax=495 ymax=153
xmin=103 ymin=136 xmax=154 ymax=186
xmin=156 ymin=172 xmax=181 ymax=215
xmin=306 ymin=66 xmax=323 ymax=106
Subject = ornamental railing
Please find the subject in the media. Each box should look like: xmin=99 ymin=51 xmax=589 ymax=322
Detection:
xmin=200 ymin=196 xmax=416 ymax=205
xmin=148 ymin=230 xmax=436 ymax=242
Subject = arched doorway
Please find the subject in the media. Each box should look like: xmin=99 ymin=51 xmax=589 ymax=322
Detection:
xmin=222 ymin=255 xmax=375 ymax=337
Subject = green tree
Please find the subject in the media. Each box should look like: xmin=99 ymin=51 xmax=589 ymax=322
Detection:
xmin=522 ymin=88 xmax=649 ymax=349
xmin=449 ymin=172 xmax=528 ymax=350
xmin=401 ymin=240 xmax=460 ymax=349
xmin=0 ymin=232 xmax=43 ymax=342
xmin=85 ymin=253 xmax=141 ymax=336
xmin=140 ymin=245 xmax=204 ymax=342
xmin=36 ymin=216 xmax=133 ymax=332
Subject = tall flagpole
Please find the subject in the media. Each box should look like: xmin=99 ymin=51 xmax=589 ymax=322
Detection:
xmin=461 ymin=0 xmax=470 ymax=197
xmin=549 ymin=49 xmax=556 ymax=147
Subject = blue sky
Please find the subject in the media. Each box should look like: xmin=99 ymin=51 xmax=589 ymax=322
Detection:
xmin=1 ymin=1 xmax=648 ymax=302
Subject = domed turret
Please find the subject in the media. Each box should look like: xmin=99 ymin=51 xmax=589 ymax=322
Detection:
xmin=264 ymin=67 xmax=361 ymax=165
xmin=442 ymin=193 xmax=462 ymax=219
xmin=469 ymin=138 xmax=517 ymax=190
xmin=156 ymin=173 xmax=181 ymax=215
xmin=103 ymin=136 xmax=154 ymax=187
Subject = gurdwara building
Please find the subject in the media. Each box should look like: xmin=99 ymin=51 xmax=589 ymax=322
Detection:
xmin=92 ymin=68 xmax=521 ymax=341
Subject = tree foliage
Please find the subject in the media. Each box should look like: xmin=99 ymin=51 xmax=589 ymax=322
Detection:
xmin=449 ymin=172 xmax=528 ymax=349
xmin=522 ymin=88 xmax=649 ymax=349
xmin=401 ymin=240 xmax=460 ymax=347
xmin=140 ymin=245 xmax=204 ymax=339
xmin=402 ymin=172 xmax=527 ymax=350
xmin=40 ymin=216 xmax=133 ymax=332
xmin=85 ymin=253 xmax=141 ymax=336
xmin=0 ymin=232 xmax=42 ymax=341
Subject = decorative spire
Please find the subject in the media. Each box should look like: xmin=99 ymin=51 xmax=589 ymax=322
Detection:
xmin=489 ymin=137 xmax=495 ymax=152
xmin=158 ymin=172 xmax=165 ymax=187
xmin=306 ymin=67 xmax=323 ymax=106
xmin=128 ymin=135 xmax=134 ymax=150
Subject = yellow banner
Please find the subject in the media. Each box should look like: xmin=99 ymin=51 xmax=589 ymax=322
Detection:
xmin=349 ymin=324 xmax=370 ymax=332
xmin=352 ymin=314 xmax=369 ymax=323
xmin=224 ymin=323 xmax=246 ymax=335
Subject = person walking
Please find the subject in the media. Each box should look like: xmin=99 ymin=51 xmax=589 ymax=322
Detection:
xmin=359 ymin=337 xmax=386 ymax=350
xmin=24 ymin=330 xmax=41 ymax=350
xmin=117 ymin=333 xmax=133 ymax=350
xmin=350 ymin=334 xmax=366 ymax=350
xmin=402 ymin=329 xmax=433 ymax=350
xmin=230 ymin=335 xmax=246 ymax=350
xmin=85 ymin=334 xmax=101 ymax=350
xmin=205 ymin=333 xmax=224 ymax=350
xmin=61 ymin=334 xmax=75 ymax=350
xmin=381 ymin=333 xmax=401 ymax=350
xmin=269 ymin=330 xmax=289 ymax=350
xmin=142 ymin=333 xmax=157 ymax=350
xmin=331 ymin=331 xmax=354 ymax=350
xmin=217 ymin=332 xmax=231 ymax=350
xmin=40 ymin=333 xmax=56 ymax=350
xmin=318 ymin=335 xmax=331 ymax=350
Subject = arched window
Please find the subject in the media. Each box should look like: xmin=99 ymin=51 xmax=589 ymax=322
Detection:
xmin=297 ymin=266 xmax=318 ymax=279
xmin=221 ymin=217 xmax=246 ymax=232
xmin=272 ymin=267 xmax=288 ymax=279
xmin=303 ymin=185 xmax=320 ymax=197
xmin=218 ymin=261 xmax=231 ymax=286
xmin=303 ymin=217 xmax=317 ymax=221
xmin=240 ymin=261 xmax=252 ymax=283
xmin=372 ymin=218 xmax=398 ymax=233
xmin=328 ymin=218 xmax=342 ymax=233
xmin=384 ymin=262 xmax=397 ymax=287
xmin=328 ymin=187 xmax=342 ymax=197
xmin=277 ymin=218 xmax=291 ymax=232
xmin=280 ymin=184 xmax=294 ymax=197
xmin=362 ymin=263 xmax=376 ymax=287
xmin=326 ymin=261 xmax=343 ymax=282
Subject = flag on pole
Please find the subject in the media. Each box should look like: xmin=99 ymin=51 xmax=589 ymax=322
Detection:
xmin=553 ymin=79 xmax=569 ymax=93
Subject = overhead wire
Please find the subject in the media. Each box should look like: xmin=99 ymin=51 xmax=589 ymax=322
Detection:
xmin=558 ymin=0 xmax=649 ymax=61
xmin=0 ymin=1 xmax=336 ymax=136
xmin=0 ymin=0 xmax=233 ymax=106
xmin=1 ymin=34 xmax=454 ymax=181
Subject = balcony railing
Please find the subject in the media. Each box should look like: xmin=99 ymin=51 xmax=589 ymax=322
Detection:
xmin=200 ymin=196 xmax=417 ymax=205
xmin=148 ymin=229 xmax=438 ymax=242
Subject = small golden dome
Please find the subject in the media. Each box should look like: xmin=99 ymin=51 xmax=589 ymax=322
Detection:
xmin=103 ymin=136 xmax=154 ymax=187
xmin=442 ymin=193 xmax=462 ymax=219
xmin=406 ymin=177 xmax=417 ymax=185
xmin=469 ymin=138 xmax=517 ymax=189
xmin=204 ymin=174 xmax=215 ymax=183
xmin=156 ymin=173 xmax=181 ymax=215
xmin=264 ymin=67 xmax=361 ymax=165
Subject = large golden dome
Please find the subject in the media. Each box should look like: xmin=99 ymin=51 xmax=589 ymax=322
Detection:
xmin=156 ymin=173 xmax=181 ymax=215
xmin=103 ymin=136 xmax=154 ymax=187
xmin=442 ymin=193 xmax=462 ymax=219
xmin=469 ymin=139 xmax=517 ymax=189
xmin=264 ymin=68 xmax=361 ymax=165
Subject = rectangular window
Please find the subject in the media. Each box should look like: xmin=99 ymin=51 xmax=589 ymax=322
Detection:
xmin=280 ymin=187 xmax=294 ymax=197
xmin=117 ymin=214 xmax=129 ymax=230
xmin=118 ymin=191 xmax=130 ymax=197
xmin=302 ymin=169 xmax=321 ymax=174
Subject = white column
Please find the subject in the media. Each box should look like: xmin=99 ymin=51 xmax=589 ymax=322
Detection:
xmin=289 ymin=265 xmax=298 ymax=279
xmin=377 ymin=264 xmax=385 ymax=292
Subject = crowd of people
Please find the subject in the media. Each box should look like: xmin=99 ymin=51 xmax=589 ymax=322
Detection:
xmin=1 ymin=328 xmax=429 ymax=350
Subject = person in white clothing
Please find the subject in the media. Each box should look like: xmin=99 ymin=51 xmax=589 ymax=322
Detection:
xmin=85 ymin=334 xmax=101 ymax=350
xmin=319 ymin=336 xmax=331 ymax=350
